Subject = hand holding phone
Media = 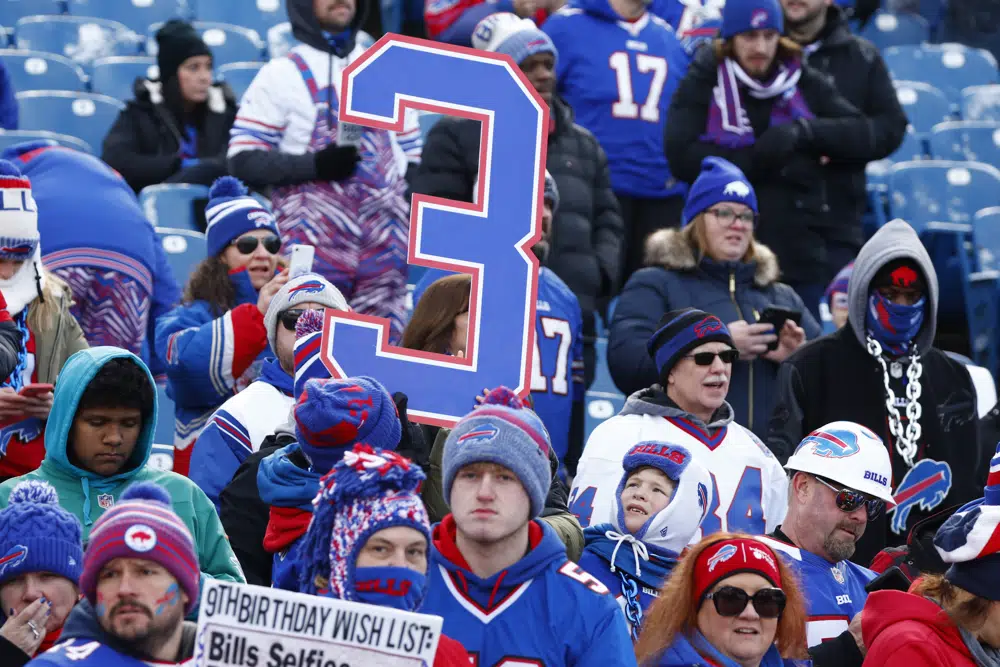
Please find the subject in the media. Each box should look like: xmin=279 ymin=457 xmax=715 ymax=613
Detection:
xmin=757 ymin=307 xmax=803 ymax=352
xmin=288 ymin=245 xmax=315 ymax=279
xmin=19 ymin=383 xmax=53 ymax=399
xmin=336 ymin=122 xmax=363 ymax=147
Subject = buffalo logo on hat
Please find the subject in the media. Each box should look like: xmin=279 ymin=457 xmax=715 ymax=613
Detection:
xmin=749 ymin=544 xmax=776 ymax=569
xmin=722 ymin=181 xmax=751 ymax=198
xmin=125 ymin=525 xmax=158 ymax=553
xmin=890 ymin=265 xmax=919 ymax=288
xmin=457 ymin=423 xmax=500 ymax=445
xmin=248 ymin=210 xmax=275 ymax=228
xmin=800 ymin=427 xmax=864 ymax=458
xmin=0 ymin=545 xmax=27 ymax=576
xmin=694 ymin=316 xmax=724 ymax=338
xmin=707 ymin=543 xmax=738 ymax=572
xmin=289 ymin=280 xmax=326 ymax=298
xmin=0 ymin=243 xmax=33 ymax=257
xmin=750 ymin=9 xmax=769 ymax=27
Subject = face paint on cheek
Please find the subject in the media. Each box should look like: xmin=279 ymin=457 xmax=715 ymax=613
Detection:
xmin=154 ymin=583 xmax=179 ymax=616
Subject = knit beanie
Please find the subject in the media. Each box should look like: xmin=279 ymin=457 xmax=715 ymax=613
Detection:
xmin=298 ymin=444 xmax=430 ymax=604
xmin=825 ymin=261 xmax=854 ymax=310
xmin=155 ymin=19 xmax=212 ymax=84
xmin=0 ymin=160 xmax=42 ymax=317
xmin=0 ymin=481 xmax=82 ymax=587
xmin=264 ymin=273 xmax=349 ymax=353
xmin=80 ymin=482 xmax=199 ymax=614
xmin=544 ymin=169 xmax=559 ymax=215
xmin=293 ymin=309 xmax=329 ymax=400
xmin=471 ymin=13 xmax=557 ymax=67
xmin=871 ymin=258 xmax=927 ymax=294
xmin=720 ymin=0 xmax=783 ymax=38
xmin=294 ymin=377 xmax=401 ymax=474
xmin=681 ymin=157 xmax=757 ymax=227
xmin=647 ymin=308 xmax=736 ymax=381
xmin=204 ymin=176 xmax=280 ymax=257
xmin=442 ymin=387 xmax=552 ymax=519
xmin=934 ymin=443 xmax=1000 ymax=600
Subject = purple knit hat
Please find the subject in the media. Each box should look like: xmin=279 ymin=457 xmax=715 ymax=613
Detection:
xmin=80 ymin=482 xmax=199 ymax=614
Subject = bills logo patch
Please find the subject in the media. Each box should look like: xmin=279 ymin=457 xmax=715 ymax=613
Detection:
xmin=457 ymin=423 xmax=499 ymax=445
xmin=722 ymin=181 xmax=750 ymax=198
xmin=750 ymin=9 xmax=769 ymax=27
xmin=248 ymin=210 xmax=275 ymax=227
xmin=125 ymin=524 xmax=158 ymax=553
xmin=889 ymin=459 xmax=952 ymax=535
xmin=891 ymin=265 xmax=919 ymax=288
xmin=0 ymin=244 xmax=33 ymax=257
xmin=288 ymin=280 xmax=326 ymax=297
xmin=694 ymin=316 xmax=724 ymax=338
xmin=797 ymin=427 xmax=872 ymax=459
xmin=707 ymin=544 xmax=737 ymax=572
xmin=0 ymin=545 xmax=27 ymax=576
xmin=0 ymin=418 xmax=43 ymax=457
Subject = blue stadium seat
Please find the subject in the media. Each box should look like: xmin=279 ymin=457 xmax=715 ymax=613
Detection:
xmin=859 ymin=11 xmax=930 ymax=50
xmin=888 ymin=160 xmax=1000 ymax=231
xmin=90 ymin=56 xmax=157 ymax=101
xmin=0 ymin=0 xmax=63 ymax=25
xmin=14 ymin=15 xmax=142 ymax=68
xmin=141 ymin=184 xmax=209 ymax=231
xmin=156 ymin=227 xmax=206 ymax=287
xmin=894 ymin=81 xmax=953 ymax=135
xmin=0 ymin=129 xmax=93 ymax=154
xmin=884 ymin=44 xmax=999 ymax=105
xmin=962 ymin=84 xmax=1000 ymax=122
xmin=974 ymin=207 xmax=1000 ymax=270
xmin=929 ymin=121 xmax=1000 ymax=168
xmin=15 ymin=90 xmax=123 ymax=151
xmin=194 ymin=0 xmax=286 ymax=38
xmin=65 ymin=0 xmax=185 ymax=34
xmin=583 ymin=338 xmax=625 ymax=442
xmin=217 ymin=61 xmax=262 ymax=101
xmin=153 ymin=382 xmax=176 ymax=450
xmin=148 ymin=21 xmax=264 ymax=67
xmin=0 ymin=49 xmax=86 ymax=92
xmin=892 ymin=125 xmax=925 ymax=160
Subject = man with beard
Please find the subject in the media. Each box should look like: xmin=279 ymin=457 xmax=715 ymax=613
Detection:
xmin=26 ymin=482 xmax=199 ymax=666
xmin=759 ymin=421 xmax=896 ymax=667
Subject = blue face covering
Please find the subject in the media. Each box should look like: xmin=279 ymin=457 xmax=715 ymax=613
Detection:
xmin=353 ymin=566 xmax=427 ymax=611
xmin=866 ymin=290 xmax=926 ymax=355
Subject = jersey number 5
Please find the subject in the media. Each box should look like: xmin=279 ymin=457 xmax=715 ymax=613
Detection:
xmin=609 ymin=51 xmax=668 ymax=123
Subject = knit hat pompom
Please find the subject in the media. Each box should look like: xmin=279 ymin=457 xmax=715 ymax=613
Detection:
xmin=0 ymin=159 xmax=24 ymax=178
xmin=208 ymin=175 xmax=248 ymax=199
xmin=479 ymin=386 xmax=525 ymax=409
xmin=9 ymin=479 xmax=59 ymax=505
xmin=121 ymin=481 xmax=172 ymax=506
xmin=327 ymin=444 xmax=426 ymax=506
xmin=296 ymin=309 xmax=325 ymax=338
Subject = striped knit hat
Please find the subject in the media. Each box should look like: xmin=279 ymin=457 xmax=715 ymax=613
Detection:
xmin=0 ymin=160 xmax=38 ymax=261
xmin=80 ymin=482 xmax=199 ymax=614
xmin=204 ymin=176 xmax=279 ymax=257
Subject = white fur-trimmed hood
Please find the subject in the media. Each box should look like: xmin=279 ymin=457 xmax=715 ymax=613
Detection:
xmin=643 ymin=228 xmax=781 ymax=287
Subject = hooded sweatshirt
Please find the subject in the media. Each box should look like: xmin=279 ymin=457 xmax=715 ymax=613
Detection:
xmin=0 ymin=348 xmax=244 ymax=597
xmin=572 ymin=387 xmax=787 ymax=538
xmin=423 ymin=517 xmax=636 ymax=667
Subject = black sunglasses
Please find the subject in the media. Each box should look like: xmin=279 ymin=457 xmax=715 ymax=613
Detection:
xmin=685 ymin=349 xmax=739 ymax=366
xmin=814 ymin=475 xmax=885 ymax=520
xmin=279 ymin=309 xmax=308 ymax=331
xmin=232 ymin=234 xmax=281 ymax=255
xmin=705 ymin=586 xmax=787 ymax=619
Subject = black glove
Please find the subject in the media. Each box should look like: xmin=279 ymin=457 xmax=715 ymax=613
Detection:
xmin=314 ymin=144 xmax=361 ymax=182
xmin=753 ymin=121 xmax=803 ymax=168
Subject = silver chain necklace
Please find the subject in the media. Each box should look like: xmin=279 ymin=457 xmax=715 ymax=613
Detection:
xmin=866 ymin=335 xmax=923 ymax=469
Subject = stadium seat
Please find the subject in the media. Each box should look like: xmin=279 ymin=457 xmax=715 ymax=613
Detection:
xmin=141 ymin=184 xmax=209 ymax=231
xmin=194 ymin=0 xmax=286 ymax=38
xmin=156 ymin=227 xmax=206 ymax=286
xmin=217 ymin=61 xmax=262 ymax=101
xmin=14 ymin=15 xmax=142 ymax=69
xmin=90 ymin=56 xmax=157 ymax=101
xmin=929 ymin=121 xmax=1000 ymax=168
xmin=152 ymin=382 xmax=176 ymax=453
xmin=859 ymin=11 xmax=930 ymax=50
xmin=892 ymin=125 xmax=926 ymax=161
xmin=65 ymin=0 xmax=185 ymax=34
xmin=975 ymin=207 xmax=1000 ymax=268
xmin=583 ymin=338 xmax=625 ymax=442
xmin=888 ymin=160 xmax=1000 ymax=231
xmin=148 ymin=21 xmax=264 ymax=67
xmin=0 ymin=49 xmax=86 ymax=92
xmin=0 ymin=128 xmax=93 ymax=154
xmin=884 ymin=44 xmax=999 ymax=105
xmin=0 ymin=0 xmax=63 ymax=26
xmin=962 ymin=84 xmax=1000 ymax=122
xmin=15 ymin=90 xmax=123 ymax=152
xmin=894 ymin=81 xmax=953 ymax=135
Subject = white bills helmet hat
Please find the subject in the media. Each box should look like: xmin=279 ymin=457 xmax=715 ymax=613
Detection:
xmin=785 ymin=421 xmax=896 ymax=506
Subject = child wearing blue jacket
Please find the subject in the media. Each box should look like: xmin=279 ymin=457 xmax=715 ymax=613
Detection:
xmin=578 ymin=440 xmax=713 ymax=640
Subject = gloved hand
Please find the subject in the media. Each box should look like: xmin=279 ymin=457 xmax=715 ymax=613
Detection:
xmin=753 ymin=121 xmax=803 ymax=168
xmin=314 ymin=144 xmax=361 ymax=182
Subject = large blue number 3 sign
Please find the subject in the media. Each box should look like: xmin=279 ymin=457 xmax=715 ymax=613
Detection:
xmin=321 ymin=35 xmax=548 ymax=427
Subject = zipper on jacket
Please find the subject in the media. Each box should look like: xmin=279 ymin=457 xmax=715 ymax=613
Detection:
xmin=729 ymin=271 xmax=754 ymax=430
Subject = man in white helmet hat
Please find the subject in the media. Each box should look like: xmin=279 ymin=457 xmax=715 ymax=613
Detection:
xmin=757 ymin=421 xmax=896 ymax=667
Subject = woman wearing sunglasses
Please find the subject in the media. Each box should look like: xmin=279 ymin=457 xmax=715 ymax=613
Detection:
xmin=155 ymin=176 xmax=288 ymax=476
xmin=607 ymin=157 xmax=820 ymax=437
xmin=635 ymin=532 xmax=810 ymax=667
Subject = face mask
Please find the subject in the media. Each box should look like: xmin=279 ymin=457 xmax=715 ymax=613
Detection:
xmin=353 ymin=566 xmax=427 ymax=611
xmin=866 ymin=290 xmax=925 ymax=353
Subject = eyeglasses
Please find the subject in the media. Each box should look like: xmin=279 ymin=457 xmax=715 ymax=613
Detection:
xmin=814 ymin=475 xmax=885 ymax=520
xmin=685 ymin=349 xmax=739 ymax=366
xmin=705 ymin=586 xmax=787 ymax=619
xmin=279 ymin=309 xmax=321 ymax=331
xmin=706 ymin=207 xmax=756 ymax=226
xmin=231 ymin=234 xmax=281 ymax=255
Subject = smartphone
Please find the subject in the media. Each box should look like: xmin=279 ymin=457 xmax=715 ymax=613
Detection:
xmin=19 ymin=383 xmax=54 ymax=398
xmin=865 ymin=566 xmax=912 ymax=593
xmin=758 ymin=307 xmax=803 ymax=351
xmin=288 ymin=244 xmax=315 ymax=279
xmin=337 ymin=122 xmax=363 ymax=147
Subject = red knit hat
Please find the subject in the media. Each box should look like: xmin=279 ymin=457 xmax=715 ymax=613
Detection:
xmin=693 ymin=538 xmax=782 ymax=602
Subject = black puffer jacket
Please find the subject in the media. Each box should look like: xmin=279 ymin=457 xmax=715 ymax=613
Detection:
xmin=410 ymin=97 xmax=624 ymax=313
xmin=102 ymin=78 xmax=237 ymax=193
xmin=664 ymin=47 xmax=867 ymax=286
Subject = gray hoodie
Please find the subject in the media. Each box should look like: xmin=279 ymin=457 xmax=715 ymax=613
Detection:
xmin=620 ymin=385 xmax=735 ymax=432
xmin=847 ymin=219 xmax=939 ymax=355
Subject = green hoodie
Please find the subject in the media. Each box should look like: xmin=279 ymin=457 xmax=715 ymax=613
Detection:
xmin=0 ymin=347 xmax=245 ymax=588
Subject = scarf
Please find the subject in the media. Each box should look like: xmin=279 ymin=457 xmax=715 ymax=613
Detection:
xmin=352 ymin=566 xmax=428 ymax=611
xmin=258 ymin=443 xmax=322 ymax=553
xmin=701 ymin=57 xmax=814 ymax=149
xmin=1 ymin=308 xmax=29 ymax=390
xmin=960 ymin=625 xmax=1000 ymax=667
xmin=662 ymin=630 xmax=804 ymax=666
xmin=866 ymin=292 xmax=925 ymax=356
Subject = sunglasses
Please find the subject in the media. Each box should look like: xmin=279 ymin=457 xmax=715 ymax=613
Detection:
xmin=232 ymin=234 xmax=281 ymax=255
xmin=279 ymin=309 xmax=314 ymax=331
xmin=685 ymin=349 xmax=739 ymax=366
xmin=705 ymin=586 xmax=787 ymax=619
xmin=814 ymin=475 xmax=885 ymax=520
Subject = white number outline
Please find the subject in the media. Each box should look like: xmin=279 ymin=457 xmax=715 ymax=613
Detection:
xmin=609 ymin=51 xmax=669 ymax=123
xmin=530 ymin=316 xmax=572 ymax=395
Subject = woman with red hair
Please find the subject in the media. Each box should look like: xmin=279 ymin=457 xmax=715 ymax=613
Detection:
xmin=635 ymin=532 xmax=810 ymax=667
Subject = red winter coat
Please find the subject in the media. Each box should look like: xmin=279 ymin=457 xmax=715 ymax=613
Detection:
xmin=435 ymin=634 xmax=469 ymax=667
xmin=862 ymin=590 xmax=978 ymax=667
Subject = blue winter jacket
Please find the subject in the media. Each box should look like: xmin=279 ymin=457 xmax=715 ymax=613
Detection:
xmin=608 ymin=229 xmax=821 ymax=436
xmin=653 ymin=631 xmax=811 ymax=666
